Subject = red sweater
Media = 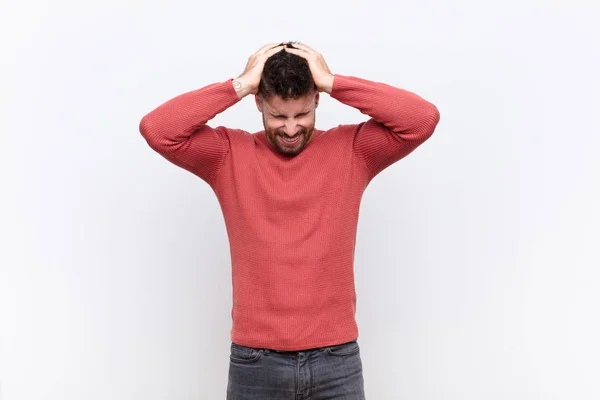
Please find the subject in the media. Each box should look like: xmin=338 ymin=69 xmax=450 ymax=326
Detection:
xmin=139 ymin=75 xmax=440 ymax=351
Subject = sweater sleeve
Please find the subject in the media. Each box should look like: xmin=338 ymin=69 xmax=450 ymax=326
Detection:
xmin=329 ymin=75 xmax=440 ymax=180
xmin=139 ymin=79 xmax=242 ymax=185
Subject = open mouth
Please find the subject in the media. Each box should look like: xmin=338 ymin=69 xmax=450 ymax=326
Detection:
xmin=279 ymin=135 xmax=301 ymax=145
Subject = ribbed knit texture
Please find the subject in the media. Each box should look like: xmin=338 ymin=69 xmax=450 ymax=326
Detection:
xmin=139 ymin=75 xmax=440 ymax=351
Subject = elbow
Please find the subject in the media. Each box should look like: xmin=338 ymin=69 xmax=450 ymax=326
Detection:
xmin=422 ymin=102 xmax=440 ymax=139
xmin=138 ymin=113 xmax=163 ymax=151
xmin=139 ymin=113 xmax=153 ymax=141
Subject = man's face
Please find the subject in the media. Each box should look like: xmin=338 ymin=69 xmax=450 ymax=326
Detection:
xmin=255 ymin=92 xmax=319 ymax=157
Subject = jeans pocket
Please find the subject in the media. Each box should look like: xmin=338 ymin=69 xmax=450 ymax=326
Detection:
xmin=325 ymin=340 xmax=360 ymax=356
xmin=229 ymin=343 xmax=264 ymax=364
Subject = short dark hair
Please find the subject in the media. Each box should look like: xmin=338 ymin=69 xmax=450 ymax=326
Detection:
xmin=258 ymin=42 xmax=317 ymax=100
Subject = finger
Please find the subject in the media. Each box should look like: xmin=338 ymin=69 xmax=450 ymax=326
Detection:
xmin=284 ymin=46 xmax=307 ymax=54
xmin=256 ymin=43 xmax=281 ymax=55
xmin=267 ymin=43 xmax=286 ymax=51
xmin=263 ymin=45 xmax=285 ymax=57
xmin=284 ymin=46 xmax=309 ymax=59
xmin=291 ymin=42 xmax=318 ymax=54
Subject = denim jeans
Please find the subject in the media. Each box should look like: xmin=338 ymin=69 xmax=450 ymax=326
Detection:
xmin=226 ymin=340 xmax=366 ymax=400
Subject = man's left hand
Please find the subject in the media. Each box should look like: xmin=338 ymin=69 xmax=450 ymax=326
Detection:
xmin=284 ymin=43 xmax=335 ymax=94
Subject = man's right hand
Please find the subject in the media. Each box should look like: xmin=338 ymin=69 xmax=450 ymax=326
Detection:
xmin=233 ymin=43 xmax=285 ymax=99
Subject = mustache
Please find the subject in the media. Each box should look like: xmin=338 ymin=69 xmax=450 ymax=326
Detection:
xmin=276 ymin=128 xmax=306 ymax=138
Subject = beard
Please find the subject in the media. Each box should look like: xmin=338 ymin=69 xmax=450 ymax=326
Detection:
xmin=265 ymin=125 xmax=315 ymax=157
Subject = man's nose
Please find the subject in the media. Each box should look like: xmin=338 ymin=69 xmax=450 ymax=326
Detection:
xmin=284 ymin=119 xmax=298 ymax=136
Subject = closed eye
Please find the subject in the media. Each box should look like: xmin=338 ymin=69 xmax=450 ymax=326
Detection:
xmin=272 ymin=112 xmax=310 ymax=119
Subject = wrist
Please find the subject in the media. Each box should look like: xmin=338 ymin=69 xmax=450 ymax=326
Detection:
xmin=321 ymin=74 xmax=335 ymax=94
xmin=232 ymin=76 xmax=254 ymax=99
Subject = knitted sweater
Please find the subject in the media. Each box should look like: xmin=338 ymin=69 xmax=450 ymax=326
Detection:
xmin=139 ymin=74 xmax=440 ymax=351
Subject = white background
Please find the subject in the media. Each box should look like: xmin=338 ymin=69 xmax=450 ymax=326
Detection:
xmin=1 ymin=0 xmax=599 ymax=399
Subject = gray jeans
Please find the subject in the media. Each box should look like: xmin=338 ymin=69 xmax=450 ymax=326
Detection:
xmin=226 ymin=340 xmax=366 ymax=400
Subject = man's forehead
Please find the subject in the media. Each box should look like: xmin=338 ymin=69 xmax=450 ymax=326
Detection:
xmin=263 ymin=94 xmax=315 ymax=114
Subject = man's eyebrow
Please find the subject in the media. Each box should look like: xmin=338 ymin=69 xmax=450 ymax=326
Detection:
xmin=270 ymin=110 xmax=310 ymax=117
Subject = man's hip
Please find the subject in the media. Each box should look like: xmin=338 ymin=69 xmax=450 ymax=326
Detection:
xmin=226 ymin=340 xmax=365 ymax=400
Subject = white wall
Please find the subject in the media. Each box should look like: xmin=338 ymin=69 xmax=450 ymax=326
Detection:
xmin=1 ymin=1 xmax=599 ymax=399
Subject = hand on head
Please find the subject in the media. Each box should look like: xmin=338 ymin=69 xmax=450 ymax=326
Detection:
xmin=233 ymin=43 xmax=286 ymax=97
xmin=234 ymin=42 xmax=334 ymax=98
xmin=282 ymin=42 xmax=334 ymax=94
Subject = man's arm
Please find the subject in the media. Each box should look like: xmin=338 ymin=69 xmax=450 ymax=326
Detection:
xmin=139 ymin=80 xmax=241 ymax=184
xmin=285 ymin=43 xmax=440 ymax=180
xmin=330 ymin=75 xmax=440 ymax=180
xmin=139 ymin=43 xmax=285 ymax=184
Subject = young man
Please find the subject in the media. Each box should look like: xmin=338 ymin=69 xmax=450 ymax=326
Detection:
xmin=139 ymin=42 xmax=440 ymax=400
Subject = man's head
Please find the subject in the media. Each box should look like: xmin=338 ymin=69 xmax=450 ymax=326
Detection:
xmin=255 ymin=42 xmax=319 ymax=157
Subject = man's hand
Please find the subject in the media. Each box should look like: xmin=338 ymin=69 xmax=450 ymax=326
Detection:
xmin=233 ymin=43 xmax=285 ymax=99
xmin=284 ymin=43 xmax=335 ymax=94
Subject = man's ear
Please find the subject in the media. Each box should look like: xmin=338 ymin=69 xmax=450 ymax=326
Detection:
xmin=255 ymin=95 xmax=263 ymax=112
xmin=315 ymin=92 xmax=320 ymax=109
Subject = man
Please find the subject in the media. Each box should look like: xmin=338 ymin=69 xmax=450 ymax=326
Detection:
xmin=139 ymin=42 xmax=440 ymax=399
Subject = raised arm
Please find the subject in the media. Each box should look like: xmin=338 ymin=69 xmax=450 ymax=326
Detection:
xmin=285 ymin=43 xmax=440 ymax=180
xmin=139 ymin=81 xmax=241 ymax=184
xmin=139 ymin=43 xmax=286 ymax=184
xmin=331 ymin=75 xmax=440 ymax=180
